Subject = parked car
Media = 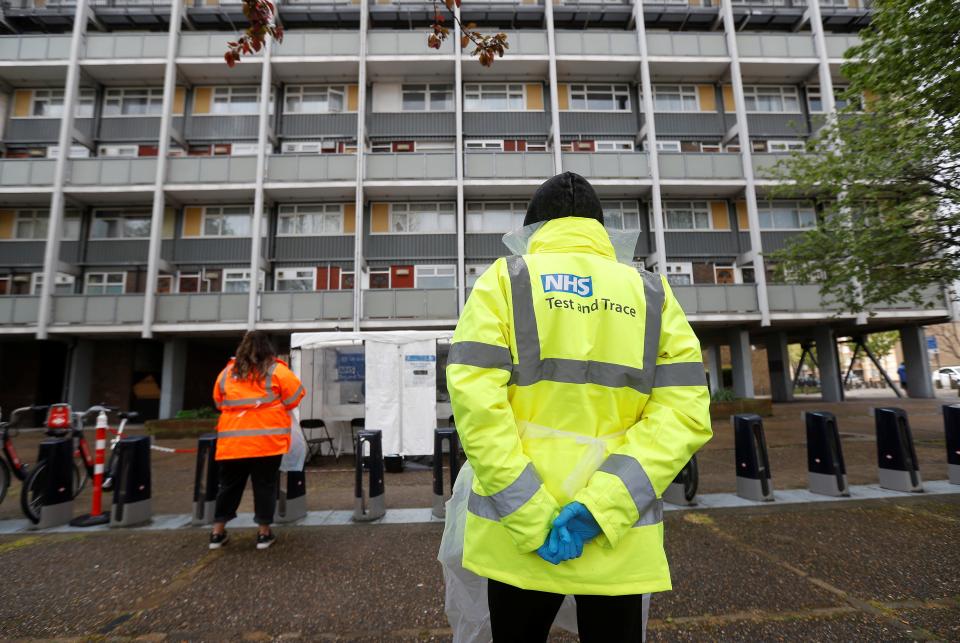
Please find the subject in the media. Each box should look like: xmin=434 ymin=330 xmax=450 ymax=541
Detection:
xmin=933 ymin=366 xmax=960 ymax=388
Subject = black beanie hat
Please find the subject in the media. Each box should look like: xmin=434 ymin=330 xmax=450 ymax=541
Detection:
xmin=523 ymin=171 xmax=604 ymax=227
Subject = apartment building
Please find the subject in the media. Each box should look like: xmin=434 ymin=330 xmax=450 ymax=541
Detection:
xmin=0 ymin=0 xmax=948 ymax=418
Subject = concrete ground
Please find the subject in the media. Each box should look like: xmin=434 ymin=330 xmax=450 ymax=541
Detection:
xmin=0 ymin=395 xmax=957 ymax=640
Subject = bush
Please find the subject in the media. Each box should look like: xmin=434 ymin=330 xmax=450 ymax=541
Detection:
xmin=711 ymin=388 xmax=737 ymax=402
xmin=175 ymin=407 xmax=219 ymax=420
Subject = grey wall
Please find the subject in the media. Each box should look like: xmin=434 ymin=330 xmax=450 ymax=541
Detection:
xmin=4 ymin=117 xmax=95 ymax=144
xmin=760 ymin=230 xmax=803 ymax=252
xmin=169 ymin=238 xmax=252 ymax=263
xmin=281 ymin=113 xmax=358 ymax=138
xmin=655 ymin=113 xmax=727 ymax=138
xmin=463 ymin=112 xmax=552 ymax=139
xmin=185 ymin=115 xmax=259 ymax=141
xmin=665 ymin=231 xmax=742 ymax=257
xmin=272 ymin=236 xmax=354 ymax=262
xmin=365 ymin=234 xmax=458 ymax=261
xmin=84 ymin=240 xmax=150 ymax=265
xmin=367 ymin=112 xmax=456 ymax=138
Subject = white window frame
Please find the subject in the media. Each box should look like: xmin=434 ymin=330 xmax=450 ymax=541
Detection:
xmin=20 ymin=88 xmax=95 ymax=119
xmin=757 ymin=201 xmax=817 ymax=231
xmin=595 ymin=140 xmax=634 ymax=152
xmin=568 ymin=83 xmax=631 ymax=112
xmin=102 ymin=88 xmax=164 ymax=117
xmin=31 ymin=272 xmax=75 ymax=295
xmin=665 ymin=262 xmax=693 ymax=286
xmin=277 ymin=204 xmax=344 ymax=237
xmin=652 ymin=84 xmax=700 ymax=113
xmin=700 ymin=143 xmax=722 ymax=153
xmin=229 ymin=142 xmax=259 ymax=156
xmin=642 ymin=140 xmax=681 ymax=153
xmin=282 ymin=140 xmax=351 ymax=155
xmin=274 ymin=267 xmax=316 ymax=292
xmin=90 ymin=210 xmax=152 ymax=240
xmin=205 ymin=86 xmax=273 ymax=116
xmin=12 ymin=210 xmax=48 ymax=240
xmin=201 ymin=206 xmax=253 ymax=238
xmin=47 ymin=145 xmax=91 ymax=159
xmin=222 ymin=268 xmax=260 ymax=293
xmin=97 ymin=144 xmax=140 ymax=158
xmin=664 ymin=201 xmax=713 ymax=231
xmin=400 ymin=84 xmax=454 ymax=112
xmin=415 ymin=264 xmax=456 ymax=289
xmin=465 ymin=202 xmax=526 ymax=233
xmin=807 ymin=85 xmax=861 ymax=113
xmin=601 ymin=200 xmax=642 ymax=231
xmin=766 ymin=140 xmax=806 ymax=153
xmin=283 ymin=84 xmax=347 ymax=115
xmin=85 ymin=272 xmax=126 ymax=295
xmin=742 ymin=86 xmax=802 ymax=114
xmin=463 ymin=83 xmax=526 ymax=112
xmin=386 ymin=203 xmax=456 ymax=235
xmin=464 ymin=139 xmax=505 ymax=151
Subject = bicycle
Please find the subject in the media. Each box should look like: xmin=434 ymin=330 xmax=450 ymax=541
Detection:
xmin=19 ymin=404 xmax=122 ymax=523
xmin=101 ymin=410 xmax=139 ymax=492
xmin=0 ymin=405 xmax=53 ymax=506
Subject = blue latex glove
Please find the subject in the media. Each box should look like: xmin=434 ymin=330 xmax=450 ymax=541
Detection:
xmin=537 ymin=524 xmax=581 ymax=565
xmin=553 ymin=501 xmax=602 ymax=545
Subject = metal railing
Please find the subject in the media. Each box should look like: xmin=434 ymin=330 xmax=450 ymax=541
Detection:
xmin=561 ymin=152 xmax=650 ymax=179
xmin=658 ymin=153 xmax=743 ymax=180
xmin=464 ymin=152 xmax=553 ymax=179
xmin=672 ymin=285 xmax=759 ymax=315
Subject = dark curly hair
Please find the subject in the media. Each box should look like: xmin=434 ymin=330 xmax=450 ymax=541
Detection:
xmin=233 ymin=330 xmax=276 ymax=381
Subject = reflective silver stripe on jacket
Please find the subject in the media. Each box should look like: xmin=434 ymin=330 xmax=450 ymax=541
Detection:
xmin=217 ymin=427 xmax=292 ymax=438
xmin=467 ymin=462 xmax=543 ymax=521
xmin=653 ymin=362 xmax=707 ymax=388
xmin=218 ymin=362 xmax=279 ymax=407
xmin=448 ymin=341 xmax=514 ymax=372
xmin=505 ymin=255 xmax=664 ymax=395
xmin=598 ymin=454 xmax=661 ymax=526
xmin=282 ymin=385 xmax=305 ymax=407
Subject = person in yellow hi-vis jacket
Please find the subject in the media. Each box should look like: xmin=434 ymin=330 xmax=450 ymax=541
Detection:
xmin=446 ymin=172 xmax=712 ymax=642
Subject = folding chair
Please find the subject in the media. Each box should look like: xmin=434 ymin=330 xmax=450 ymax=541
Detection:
xmin=301 ymin=419 xmax=336 ymax=462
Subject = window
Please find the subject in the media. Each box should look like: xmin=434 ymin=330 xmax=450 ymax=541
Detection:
xmin=743 ymin=86 xmax=801 ymax=113
xmin=700 ymin=143 xmax=722 ymax=153
xmin=466 ymin=202 xmax=526 ymax=233
xmin=27 ymin=89 xmax=94 ymax=118
xmin=642 ymin=140 xmax=681 ymax=153
xmin=202 ymin=206 xmax=252 ymax=237
xmin=282 ymin=140 xmax=353 ymax=154
xmin=284 ymin=85 xmax=346 ymax=114
xmin=63 ymin=213 xmax=80 ymax=240
xmin=47 ymin=145 xmax=91 ymax=159
xmin=90 ymin=210 xmax=151 ymax=239
xmin=276 ymin=268 xmax=316 ymax=292
xmin=464 ymin=84 xmax=524 ymax=111
xmin=85 ymin=272 xmax=126 ymax=295
xmin=766 ymin=140 xmax=805 ymax=153
xmin=211 ymin=87 xmax=263 ymax=115
xmin=98 ymin=145 xmax=140 ymax=158
xmin=665 ymin=201 xmax=711 ymax=230
xmin=807 ymin=86 xmax=861 ymax=113
xmin=103 ymin=88 xmax=164 ymax=116
xmin=602 ymin=201 xmax=642 ymax=231
xmin=177 ymin=272 xmax=201 ymax=293
xmin=758 ymin=202 xmax=816 ymax=230
xmin=277 ymin=204 xmax=343 ymax=236
xmin=31 ymin=272 xmax=75 ymax=295
xmin=388 ymin=203 xmax=455 ymax=234
xmin=401 ymin=84 xmax=453 ymax=112
xmin=464 ymin=139 xmax=505 ymax=151
xmin=229 ymin=143 xmax=259 ymax=156
xmin=665 ymin=263 xmax=693 ymax=286
xmin=416 ymin=265 xmax=456 ymax=289
xmin=653 ymin=85 xmax=699 ymax=112
xmin=569 ymin=84 xmax=630 ymax=111
xmin=223 ymin=269 xmax=251 ymax=293
xmin=596 ymin=140 xmax=634 ymax=152
xmin=13 ymin=211 xmax=48 ymax=240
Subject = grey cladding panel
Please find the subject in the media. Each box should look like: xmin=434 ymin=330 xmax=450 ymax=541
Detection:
xmin=365 ymin=234 xmax=457 ymax=260
xmin=0 ymin=241 xmax=46 ymax=266
xmin=665 ymin=231 xmax=740 ymax=257
xmin=465 ymin=234 xmax=509 ymax=261
xmin=273 ymin=236 xmax=355 ymax=261
xmin=60 ymin=241 xmax=81 ymax=264
xmin=281 ymin=113 xmax=358 ymax=138
xmin=171 ymin=238 xmax=252 ymax=263
xmin=655 ymin=113 xmax=726 ymax=138
xmin=760 ymin=231 xmax=803 ymax=252
xmin=98 ymin=117 xmax=167 ymax=141
xmin=186 ymin=115 xmax=259 ymax=140
xmin=559 ymin=112 xmax=639 ymax=137
xmin=84 ymin=240 xmax=150 ymax=265
xmin=746 ymin=114 xmax=809 ymax=137
xmin=4 ymin=118 xmax=61 ymax=143
xmin=463 ymin=112 xmax=551 ymax=138
xmin=367 ymin=112 xmax=455 ymax=138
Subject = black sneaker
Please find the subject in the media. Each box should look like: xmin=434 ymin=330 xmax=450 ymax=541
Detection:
xmin=256 ymin=531 xmax=276 ymax=550
xmin=209 ymin=531 xmax=229 ymax=550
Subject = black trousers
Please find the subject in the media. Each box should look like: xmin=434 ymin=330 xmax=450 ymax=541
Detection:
xmin=214 ymin=454 xmax=283 ymax=526
xmin=487 ymin=578 xmax=646 ymax=643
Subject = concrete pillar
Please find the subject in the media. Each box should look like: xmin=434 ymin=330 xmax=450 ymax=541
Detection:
xmin=728 ymin=329 xmax=754 ymax=399
xmin=66 ymin=339 xmax=94 ymax=410
xmin=705 ymin=344 xmax=722 ymax=394
xmin=765 ymin=332 xmax=793 ymax=402
xmin=814 ymin=326 xmax=843 ymax=402
xmin=899 ymin=325 xmax=934 ymax=399
xmin=159 ymin=338 xmax=188 ymax=419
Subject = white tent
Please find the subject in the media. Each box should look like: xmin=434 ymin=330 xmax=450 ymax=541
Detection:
xmin=291 ymin=330 xmax=454 ymax=456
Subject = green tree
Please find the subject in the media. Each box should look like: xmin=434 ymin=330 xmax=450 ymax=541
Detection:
xmin=770 ymin=0 xmax=960 ymax=314
xmin=863 ymin=331 xmax=899 ymax=360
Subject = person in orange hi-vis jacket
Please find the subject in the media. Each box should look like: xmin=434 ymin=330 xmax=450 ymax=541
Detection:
xmin=209 ymin=330 xmax=305 ymax=551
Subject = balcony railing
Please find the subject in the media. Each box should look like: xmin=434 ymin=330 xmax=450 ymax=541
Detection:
xmin=646 ymin=33 xmax=727 ymax=58
xmin=672 ymin=285 xmax=759 ymax=315
xmin=658 ymin=153 xmax=743 ymax=180
xmin=179 ymin=33 xmax=264 ymax=59
xmin=751 ymin=152 xmax=795 ymax=179
xmin=554 ymin=30 xmax=639 ymax=56
xmin=0 ymin=35 xmax=71 ymax=61
xmin=367 ymin=31 xmax=452 ymax=56
xmin=273 ymin=30 xmax=361 ymax=57
xmin=365 ymin=153 xmax=456 ymax=181
xmin=0 ymin=296 xmax=39 ymax=326
xmin=0 ymin=159 xmax=55 ymax=187
xmin=494 ymin=31 xmax=548 ymax=56
xmin=767 ymin=284 xmax=946 ymax=313
xmin=167 ymin=156 xmax=257 ymax=184
xmin=464 ymin=152 xmax=553 ymax=180
xmin=561 ymin=152 xmax=649 ymax=180
xmin=70 ymin=158 xmax=157 ymax=186
xmin=363 ymin=288 xmax=458 ymax=320
xmin=155 ymin=293 xmax=248 ymax=324
xmin=825 ymin=34 xmax=861 ymax=58
xmin=51 ymin=294 xmax=145 ymax=325
xmin=260 ymin=291 xmax=353 ymax=322
xmin=83 ymin=33 xmax=168 ymax=59
xmin=736 ymin=34 xmax=816 ymax=58
xmin=267 ymin=154 xmax=357 ymax=182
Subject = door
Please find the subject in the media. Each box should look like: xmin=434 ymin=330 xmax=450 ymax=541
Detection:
xmin=391 ymin=265 xmax=414 ymax=289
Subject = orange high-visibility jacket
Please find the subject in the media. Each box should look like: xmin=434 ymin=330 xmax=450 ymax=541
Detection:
xmin=212 ymin=358 xmax=305 ymax=460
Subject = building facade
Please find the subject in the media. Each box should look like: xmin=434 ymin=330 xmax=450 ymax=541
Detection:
xmin=0 ymin=0 xmax=949 ymax=418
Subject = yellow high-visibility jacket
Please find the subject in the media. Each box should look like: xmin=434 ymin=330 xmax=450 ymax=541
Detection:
xmin=447 ymin=217 xmax=712 ymax=596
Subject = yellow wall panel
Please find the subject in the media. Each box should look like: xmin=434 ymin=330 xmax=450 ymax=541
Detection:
xmin=13 ymin=90 xmax=32 ymax=118
xmin=193 ymin=87 xmax=212 ymax=115
xmin=371 ymin=203 xmax=389 ymax=233
xmin=736 ymin=201 xmax=749 ymax=230
xmin=525 ymin=83 xmax=544 ymax=111
xmin=183 ymin=207 xmax=203 ymax=237
xmin=347 ymin=85 xmax=359 ymax=112
xmin=557 ymin=84 xmax=569 ymax=111
xmin=172 ymin=87 xmax=186 ymax=115
xmin=722 ymin=85 xmax=735 ymax=112
xmin=697 ymin=85 xmax=716 ymax=112
xmin=0 ymin=211 xmax=15 ymax=239
xmin=343 ymin=204 xmax=356 ymax=234
xmin=710 ymin=202 xmax=730 ymax=230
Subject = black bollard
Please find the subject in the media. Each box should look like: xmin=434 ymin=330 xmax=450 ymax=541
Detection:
xmin=804 ymin=411 xmax=849 ymax=497
xmin=353 ymin=429 xmax=385 ymax=522
xmin=192 ymin=434 xmax=220 ymax=525
xmin=31 ymin=437 xmax=75 ymax=529
xmin=733 ymin=414 xmax=774 ymax=502
xmin=275 ymin=469 xmax=307 ymax=524
xmin=432 ymin=427 xmax=461 ymax=518
xmin=111 ymin=435 xmax=153 ymax=527
xmin=663 ymin=454 xmax=698 ymax=506
xmin=875 ymin=407 xmax=923 ymax=492
xmin=944 ymin=404 xmax=960 ymax=485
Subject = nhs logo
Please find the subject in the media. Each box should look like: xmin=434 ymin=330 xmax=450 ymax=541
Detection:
xmin=541 ymin=273 xmax=594 ymax=298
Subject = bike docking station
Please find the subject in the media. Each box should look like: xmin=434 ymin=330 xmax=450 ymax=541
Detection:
xmin=275 ymin=468 xmax=307 ymax=524
xmin=875 ymin=407 xmax=923 ymax=493
xmin=733 ymin=414 xmax=774 ymax=502
xmin=663 ymin=454 xmax=699 ymax=506
xmin=70 ymin=410 xmax=111 ymax=527
xmin=944 ymin=404 xmax=960 ymax=485
xmin=32 ymin=437 xmax=75 ymax=529
xmin=192 ymin=434 xmax=220 ymax=526
xmin=353 ymin=429 xmax=386 ymax=522
xmin=432 ymin=427 xmax=461 ymax=519
xmin=805 ymin=411 xmax=849 ymax=497
xmin=110 ymin=435 xmax=152 ymax=527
